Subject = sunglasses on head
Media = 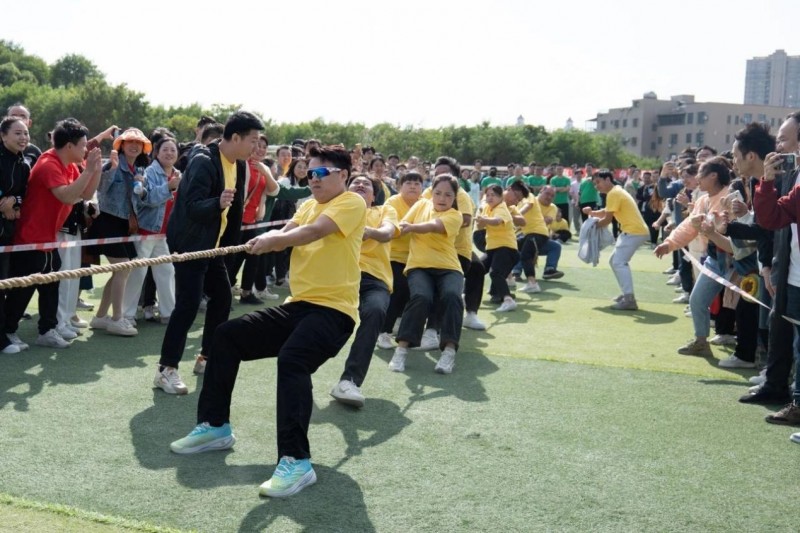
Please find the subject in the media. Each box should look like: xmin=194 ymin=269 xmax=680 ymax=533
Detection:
xmin=306 ymin=166 xmax=341 ymax=180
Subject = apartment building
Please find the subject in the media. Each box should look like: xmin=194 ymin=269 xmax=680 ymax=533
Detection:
xmin=591 ymin=93 xmax=796 ymax=160
xmin=744 ymin=49 xmax=800 ymax=108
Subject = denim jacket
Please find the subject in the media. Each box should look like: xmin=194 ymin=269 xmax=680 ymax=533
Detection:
xmin=132 ymin=160 xmax=174 ymax=233
xmin=98 ymin=160 xmax=146 ymax=219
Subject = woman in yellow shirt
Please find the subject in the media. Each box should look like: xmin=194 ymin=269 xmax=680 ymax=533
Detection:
xmin=389 ymin=174 xmax=464 ymax=374
xmin=476 ymin=185 xmax=520 ymax=312
xmin=330 ymin=175 xmax=399 ymax=408
xmin=377 ymin=172 xmax=424 ymax=349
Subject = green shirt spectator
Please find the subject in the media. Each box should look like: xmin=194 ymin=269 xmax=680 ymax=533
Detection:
xmin=578 ymin=177 xmax=600 ymax=204
xmin=550 ymin=175 xmax=571 ymax=204
xmin=526 ymin=175 xmax=547 ymax=194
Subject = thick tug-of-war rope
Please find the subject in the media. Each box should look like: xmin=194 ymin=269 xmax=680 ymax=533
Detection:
xmin=0 ymin=244 xmax=252 ymax=290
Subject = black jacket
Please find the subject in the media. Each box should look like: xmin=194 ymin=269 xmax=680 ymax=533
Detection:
xmin=166 ymin=140 xmax=245 ymax=253
xmin=0 ymin=143 xmax=30 ymax=245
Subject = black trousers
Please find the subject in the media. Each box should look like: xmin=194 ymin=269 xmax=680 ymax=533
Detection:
xmin=679 ymin=250 xmax=694 ymax=293
xmin=197 ymin=301 xmax=354 ymax=460
xmin=340 ymin=274 xmax=389 ymax=386
xmin=518 ymin=233 xmax=549 ymax=278
xmin=579 ymin=202 xmax=597 ymax=222
xmin=5 ymin=250 xmax=61 ymax=335
xmin=734 ymin=296 xmax=758 ymax=363
xmin=555 ymin=203 xmax=569 ymax=223
xmin=482 ymin=247 xmax=519 ymax=299
xmin=225 ymin=228 xmax=260 ymax=290
xmin=382 ymin=261 xmax=409 ymax=333
xmin=461 ymin=252 xmax=485 ymax=314
xmin=160 ymin=256 xmax=231 ymax=367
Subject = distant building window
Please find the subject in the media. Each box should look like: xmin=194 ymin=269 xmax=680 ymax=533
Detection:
xmin=658 ymin=114 xmax=686 ymax=126
xmin=686 ymin=133 xmax=692 ymax=144
xmin=614 ymin=120 xmax=620 ymax=128
xmin=687 ymin=113 xmax=694 ymax=124
xmin=669 ymin=133 xmax=678 ymax=146
xmin=735 ymin=115 xmax=740 ymax=125
xmin=696 ymin=132 xmax=705 ymax=145
xmin=600 ymin=121 xmax=606 ymax=130
xmin=658 ymin=136 xmax=663 ymax=145
xmin=758 ymin=114 xmax=767 ymax=123
xmin=633 ymin=118 xmax=639 ymax=127
xmin=725 ymin=134 xmax=730 ymax=144
xmin=727 ymin=115 xmax=731 ymax=124
xmin=650 ymin=141 xmax=656 ymax=151
xmin=771 ymin=118 xmax=776 ymax=127
xmin=630 ymin=137 xmax=637 ymax=147
xmin=743 ymin=113 xmax=752 ymax=124
xmin=698 ymin=112 xmax=708 ymax=124
xmin=652 ymin=123 xmax=658 ymax=132
xmin=622 ymin=119 xmax=627 ymax=127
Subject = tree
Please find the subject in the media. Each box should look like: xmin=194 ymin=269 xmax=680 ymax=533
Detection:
xmin=50 ymin=54 xmax=103 ymax=87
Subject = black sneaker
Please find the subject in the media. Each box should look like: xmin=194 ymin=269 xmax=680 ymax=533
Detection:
xmin=239 ymin=293 xmax=264 ymax=305
xmin=542 ymin=269 xmax=564 ymax=280
xmin=739 ymin=386 xmax=791 ymax=404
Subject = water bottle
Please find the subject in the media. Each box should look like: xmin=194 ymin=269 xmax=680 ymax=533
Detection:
xmin=133 ymin=181 xmax=144 ymax=196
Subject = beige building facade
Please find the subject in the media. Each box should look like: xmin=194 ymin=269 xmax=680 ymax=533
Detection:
xmin=591 ymin=93 xmax=796 ymax=160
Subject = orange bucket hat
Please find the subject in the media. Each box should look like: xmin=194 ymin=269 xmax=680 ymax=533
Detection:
xmin=113 ymin=128 xmax=152 ymax=154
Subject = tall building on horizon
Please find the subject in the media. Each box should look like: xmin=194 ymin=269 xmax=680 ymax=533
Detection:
xmin=744 ymin=49 xmax=800 ymax=108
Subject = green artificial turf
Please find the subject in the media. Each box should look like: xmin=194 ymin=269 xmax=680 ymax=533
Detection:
xmin=0 ymin=243 xmax=797 ymax=532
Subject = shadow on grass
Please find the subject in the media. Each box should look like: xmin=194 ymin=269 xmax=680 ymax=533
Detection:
xmin=312 ymin=398 xmax=411 ymax=467
xmin=237 ymin=465 xmax=374 ymax=532
xmin=592 ymin=306 xmax=677 ymax=325
xmin=0 ymin=315 xmax=151 ymax=412
xmin=697 ymin=378 xmax=752 ymax=386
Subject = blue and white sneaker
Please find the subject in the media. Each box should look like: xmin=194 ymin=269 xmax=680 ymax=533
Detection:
xmin=170 ymin=422 xmax=236 ymax=454
xmin=259 ymin=456 xmax=317 ymax=497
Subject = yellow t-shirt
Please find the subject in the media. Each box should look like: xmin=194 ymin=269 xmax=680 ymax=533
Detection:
xmin=480 ymin=202 xmax=518 ymax=250
xmin=286 ymin=191 xmax=367 ymax=322
xmin=422 ymin=186 xmax=474 ymax=259
xmin=540 ymin=202 xmax=558 ymax=231
xmin=360 ymin=204 xmax=399 ymax=291
xmin=550 ymin=218 xmax=570 ymax=232
xmin=520 ymin=194 xmax=549 ymax=236
xmin=217 ymin=152 xmax=237 ymax=247
xmin=386 ymin=194 xmax=417 ymax=263
xmin=605 ymin=185 xmax=649 ymax=235
xmin=403 ymin=198 xmax=463 ymax=273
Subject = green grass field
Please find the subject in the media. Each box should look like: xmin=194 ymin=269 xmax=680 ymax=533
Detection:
xmin=1 ymin=243 xmax=798 ymax=532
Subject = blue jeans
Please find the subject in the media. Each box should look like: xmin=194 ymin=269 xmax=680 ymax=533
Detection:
xmin=784 ymin=284 xmax=800 ymax=403
xmin=689 ymin=256 xmax=727 ymax=338
xmin=397 ymin=268 xmax=464 ymax=351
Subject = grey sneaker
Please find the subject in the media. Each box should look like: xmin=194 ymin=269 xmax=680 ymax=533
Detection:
xmin=677 ymin=339 xmax=713 ymax=357
xmin=35 ymin=329 xmax=71 ymax=349
xmin=330 ymin=379 xmax=365 ymax=408
xmin=610 ymin=295 xmax=638 ymax=310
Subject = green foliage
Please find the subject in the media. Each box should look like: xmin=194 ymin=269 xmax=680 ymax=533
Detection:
xmin=0 ymin=40 xmax=644 ymax=168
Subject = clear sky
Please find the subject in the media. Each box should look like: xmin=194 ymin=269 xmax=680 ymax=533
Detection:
xmin=6 ymin=0 xmax=799 ymax=131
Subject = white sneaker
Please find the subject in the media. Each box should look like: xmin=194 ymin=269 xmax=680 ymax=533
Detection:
xmin=35 ymin=329 xmax=71 ymax=349
xmin=1 ymin=343 xmax=21 ymax=354
xmin=672 ymin=292 xmax=689 ymax=304
xmin=392 ymin=318 xmax=401 ymax=335
xmin=193 ymin=355 xmax=207 ymax=375
xmin=330 ymin=379 xmax=365 ymax=408
xmin=666 ymin=273 xmax=681 ymax=285
xmin=7 ymin=333 xmax=29 ymax=351
xmin=143 ymin=306 xmax=157 ymax=321
xmin=376 ymin=332 xmax=396 ymax=350
xmin=522 ymin=282 xmax=542 ymax=294
xmin=231 ymin=285 xmax=242 ymax=296
xmin=663 ymin=267 xmax=677 ymax=275
xmin=749 ymin=369 xmax=766 ymax=385
xmin=718 ymin=355 xmax=756 ymax=369
xmin=463 ymin=312 xmax=487 ymax=330
xmin=790 ymin=432 xmax=800 ymax=445
xmin=154 ymin=367 xmax=188 ymax=395
xmin=90 ymin=315 xmax=112 ymax=330
xmin=257 ymin=288 xmax=280 ymax=301
xmin=434 ymin=347 xmax=456 ymax=374
xmin=506 ymin=278 xmax=517 ymax=289
xmin=413 ymin=328 xmax=439 ymax=351
xmin=388 ymin=348 xmax=408 ymax=372
xmin=107 ymin=318 xmax=138 ymax=337
xmin=55 ymin=324 xmax=78 ymax=340
xmin=709 ymin=334 xmax=736 ymax=346
xmin=497 ymin=298 xmax=517 ymax=312
xmin=70 ymin=315 xmax=89 ymax=328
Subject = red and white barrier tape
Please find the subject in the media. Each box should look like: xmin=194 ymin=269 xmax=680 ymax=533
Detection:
xmin=0 ymin=219 xmax=292 ymax=253
xmin=682 ymin=249 xmax=800 ymax=326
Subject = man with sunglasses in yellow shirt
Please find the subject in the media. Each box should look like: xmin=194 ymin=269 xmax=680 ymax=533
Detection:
xmin=170 ymin=145 xmax=367 ymax=499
